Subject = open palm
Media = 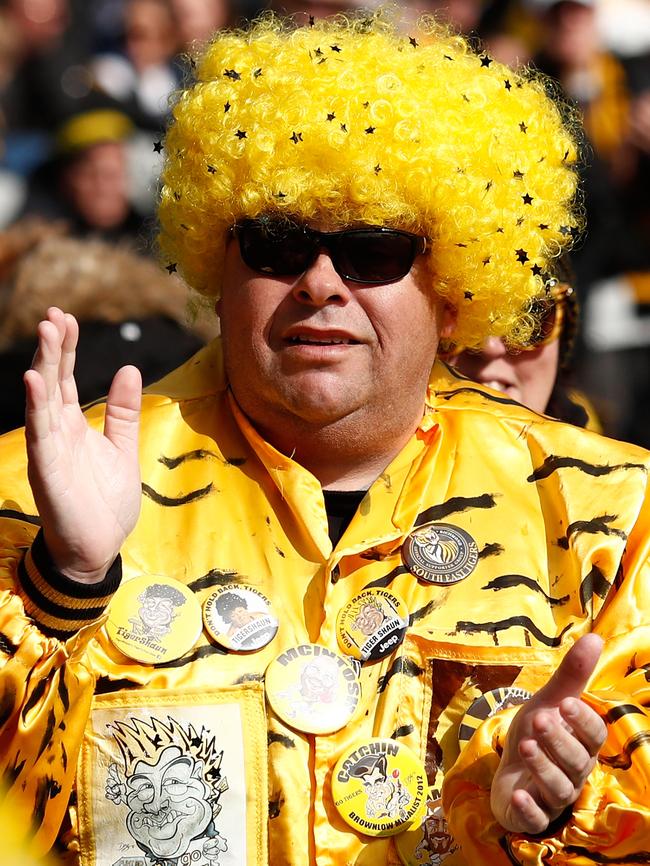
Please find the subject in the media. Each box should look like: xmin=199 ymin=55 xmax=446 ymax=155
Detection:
xmin=24 ymin=308 xmax=142 ymax=583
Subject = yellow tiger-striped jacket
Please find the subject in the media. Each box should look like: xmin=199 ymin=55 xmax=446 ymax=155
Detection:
xmin=0 ymin=340 xmax=649 ymax=866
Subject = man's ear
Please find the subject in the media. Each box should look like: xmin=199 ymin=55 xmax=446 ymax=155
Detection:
xmin=440 ymin=303 xmax=457 ymax=339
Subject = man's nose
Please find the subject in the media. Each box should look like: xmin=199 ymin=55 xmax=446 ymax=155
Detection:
xmin=292 ymin=251 xmax=353 ymax=306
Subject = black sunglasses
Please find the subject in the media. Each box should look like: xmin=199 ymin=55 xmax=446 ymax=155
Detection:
xmin=232 ymin=218 xmax=428 ymax=284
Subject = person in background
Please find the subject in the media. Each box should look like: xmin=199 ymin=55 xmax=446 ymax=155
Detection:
xmin=90 ymin=0 xmax=181 ymax=133
xmin=447 ymin=258 xmax=601 ymax=429
xmin=21 ymin=100 xmax=151 ymax=244
xmin=0 ymin=218 xmax=214 ymax=433
xmin=0 ymin=11 xmax=649 ymax=866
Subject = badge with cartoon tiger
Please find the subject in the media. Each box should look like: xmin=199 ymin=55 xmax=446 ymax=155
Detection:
xmin=402 ymin=522 xmax=478 ymax=585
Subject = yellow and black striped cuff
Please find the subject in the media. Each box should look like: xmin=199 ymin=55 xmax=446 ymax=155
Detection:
xmin=17 ymin=530 xmax=121 ymax=639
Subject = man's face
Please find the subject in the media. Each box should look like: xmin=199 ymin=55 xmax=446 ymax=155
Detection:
xmin=218 ymin=224 xmax=451 ymax=438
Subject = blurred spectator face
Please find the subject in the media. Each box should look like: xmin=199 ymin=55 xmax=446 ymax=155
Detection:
xmin=125 ymin=0 xmax=178 ymax=71
xmin=7 ymin=0 xmax=68 ymax=51
xmin=542 ymin=2 xmax=599 ymax=67
xmin=169 ymin=0 xmax=230 ymax=46
xmin=448 ymin=336 xmax=561 ymax=413
xmin=61 ymin=141 xmax=130 ymax=230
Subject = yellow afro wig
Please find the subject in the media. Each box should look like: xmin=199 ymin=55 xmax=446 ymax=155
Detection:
xmin=158 ymin=10 xmax=583 ymax=348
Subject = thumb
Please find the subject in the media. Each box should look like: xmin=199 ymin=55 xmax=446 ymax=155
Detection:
xmin=532 ymin=633 xmax=604 ymax=709
xmin=103 ymin=365 xmax=142 ymax=453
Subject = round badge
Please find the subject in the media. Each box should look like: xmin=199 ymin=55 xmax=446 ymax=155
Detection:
xmin=402 ymin=522 xmax=478 ymax=585
xmin=106 ymin=575 xmax=203 ymax=664
xmin=458 ymin=686 xmax=532 ymax=749
xmin=265 ymin=643 xmax=361 ymax=735
xmin=332 ymin=738 xmax=427 ymax=837
xmin=336 ymin=589 xmax=409 ymax=662
xmin=203 ymin=584 xmax=278 ymax=652
xmin=395 ymin=787 xmax=459 ymax=865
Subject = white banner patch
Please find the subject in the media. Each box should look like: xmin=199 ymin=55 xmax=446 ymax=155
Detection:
xmin=81 ymin=698 xmax=248 ymax=866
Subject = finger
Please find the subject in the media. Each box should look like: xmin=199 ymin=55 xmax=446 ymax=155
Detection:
xmin=519 ymin=737 xmax=580 ymax=812
xmin=560 ymin=697 xmax=607 ymax=755
xmin=507 ymin=788 xmax=550 ymax=835
xmin=59 ymin=313 xmax=80 ymax=406
xmin=103 ymin=365 xmax=142 ymax=454
xmin=532 ymin=710 xmax=596 ymax=787
xmin=24 ymin=369 xmax=52 ymax=441
xmin=533 ymin=634 xmax=603 ymax=708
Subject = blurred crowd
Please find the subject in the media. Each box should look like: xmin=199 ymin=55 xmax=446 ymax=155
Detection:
xmin=0 ymin=0 xmax=649 ymax=446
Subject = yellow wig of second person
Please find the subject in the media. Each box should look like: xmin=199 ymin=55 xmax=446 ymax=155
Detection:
xmin=158 ymin=11 xmax=582 ymax=348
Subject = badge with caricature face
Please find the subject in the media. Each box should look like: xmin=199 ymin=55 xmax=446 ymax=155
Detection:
xmin=395 ymin=788 xmax=459 ymax=866
xmin=337 ymin=589 xmax=409 ymax=662
xmin=332 ymin=738 xmax=427 ymax=837
xmin=265 ymin=643 xmax=361 ymax=734
xmin=402 ymin=522 xmax=478 ymax=585
xmin=106 ymin=575 xmax=203 ymax=663
xmin=203 ymin=584 xmax=278 ymax=652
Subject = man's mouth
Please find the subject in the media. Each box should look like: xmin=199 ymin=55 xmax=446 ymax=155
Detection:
xmin=287 ymin=336 xmax=358 ymax=345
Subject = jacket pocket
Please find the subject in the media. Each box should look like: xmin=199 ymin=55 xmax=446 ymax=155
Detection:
xmin=78 ymin=683 xmax=267 ymax=866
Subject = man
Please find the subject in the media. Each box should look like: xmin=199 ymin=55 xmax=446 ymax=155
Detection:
xmin=0 ymin=12 xmax=649 ymax=866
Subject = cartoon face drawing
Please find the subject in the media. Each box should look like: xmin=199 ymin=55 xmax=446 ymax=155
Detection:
xmin=352 ymin=602 xmax=385 ymax=636
xmin=125 ymin=745 xmax=212 ymax=859
xmin=348 ymin=754 xmax=411 ymax=820
xmin=299 ymin=658 xmax=338 ymax=702
xmin=105 ymin=715 xmax=229 ymax=863
xmin=137 ymin=583 xmax=186 ymax=635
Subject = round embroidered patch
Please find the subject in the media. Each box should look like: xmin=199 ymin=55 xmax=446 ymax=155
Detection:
xmin=203 ymin=584 xmax=278 ymax=652
xmin=402 ymin=522 xmax=478 ymax=585
xmin=106 ymin=575 xmax=203 ymax=663
xmin=264 ymin=643 xmax=361 ymax=734
xmin=336 ymin=589 xmax=409 ymax=662
xmin=332 ymin=738 xmax=427 ymax=837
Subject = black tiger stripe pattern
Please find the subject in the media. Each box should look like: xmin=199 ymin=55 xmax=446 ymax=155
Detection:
xmin=435 ymin=386 xmax=522 ymax=407
xmin=604 ymin=704 xmax=646 ymax=725
xmin=456 ymin=618 xmax=572 ymax=647
xmin=158 ymin=450 xmax=247 ymax=469
xmin=415 ymin=493 xmax=498 ymax=527
xmin=392 ymin=724 xmax=415 ymax=739
xmin=188 ymin=568 xmax=241 ymax=592
xmin=268 ymin=732 xmax=296 ymax=749
xmin=579 ymin=565 xmax=612 ymax=612
xmin=364 ymin=565 xmax=409 ymax=590
xmin=154 ymin=644 xmax=227 ymax=669
xmin=527 ymin=455 xmax=647 ymax=482
xmin=599 ymin=731 xmax=650 ymax=770
xmin=0 ymin=509 xmax=41 ymax=526
xmin=377 ymin=657 xmax=425 ymax=693
xmin=141 ymin=482 xmax=215 ymax=506
xmin=478 ymin=542 xmax=504 ymax=559
xmin=483 ymin=574 xmax=570 ymax=606
xmin=567 ymin=515 xmax=627 ymax=542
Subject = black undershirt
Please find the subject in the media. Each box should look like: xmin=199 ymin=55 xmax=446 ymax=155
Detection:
xmin=323 ymin=489 xmax=366 ymax=547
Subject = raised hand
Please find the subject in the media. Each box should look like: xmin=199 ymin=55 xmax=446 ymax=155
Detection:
xmin=24 ymin=307 xmax=142 ymax=583
xmin=491 ymin=633 xmax=606 ymax=834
